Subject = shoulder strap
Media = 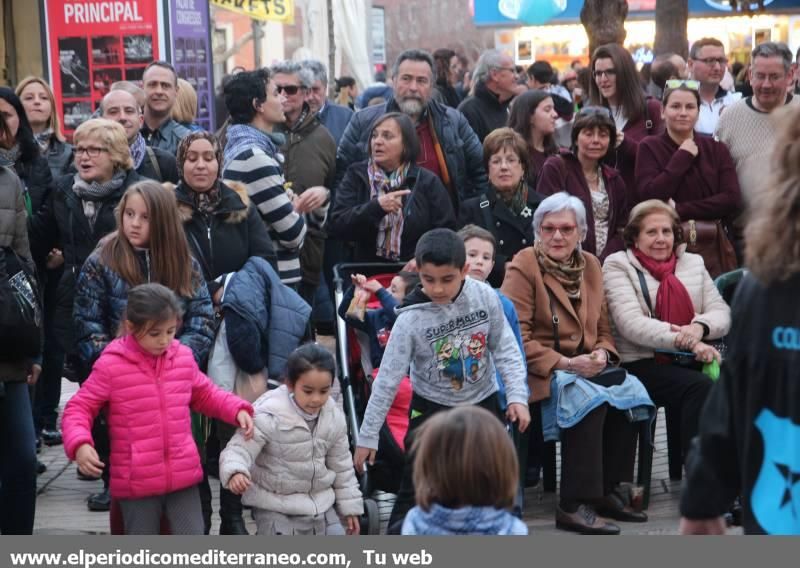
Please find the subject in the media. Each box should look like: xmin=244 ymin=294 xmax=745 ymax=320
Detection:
xmin=146 ymin=147 xmax=162 ymax=181
xmin=644 ymin=98 xmax=654 ymax=134
xmin=478 ymin=193 xmax=494 ymax=233
xmin=544 ymin=286 xmax=561 ymax=353
xmin=187 ymin=230 xmax=213 ymax=281
xmin=635 ymin=268 xmax=654 ymax=317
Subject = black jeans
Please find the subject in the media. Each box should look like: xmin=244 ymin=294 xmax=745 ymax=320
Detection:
xmin=559 ymin=404 xmax=637 ymax=505
xmin=386 ymin=393 xmax=503 ymax=534
xmin=623 ymin=358 xmax=713 ymax=460
xmin=33 ymin=271 xmax=64 ymax=433
xmin=0 ymin=381 xmax=37 ymax=534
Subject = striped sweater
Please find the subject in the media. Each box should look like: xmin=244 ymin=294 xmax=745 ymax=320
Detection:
xmin=223 ymin=125 xmax=306 ymax=284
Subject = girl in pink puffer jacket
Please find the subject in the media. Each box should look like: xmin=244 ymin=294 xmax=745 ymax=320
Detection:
xmin=62 ymin=283 xmax=254 ymax=535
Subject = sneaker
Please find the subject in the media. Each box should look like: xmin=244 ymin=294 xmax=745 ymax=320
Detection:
xmin=87 ymin=489 xmax=111 ymax=512
xmin=41 ymin=429 xmax=63 ymax=446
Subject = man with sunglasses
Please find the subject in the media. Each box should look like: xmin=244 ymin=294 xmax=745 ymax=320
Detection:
xmin=687 ymin=38 xmax=741 ymax=136
xmin=336 ymin=48 xmax=488 ymax=209
xmin=270 ymin=60 xmax=336 ymax=307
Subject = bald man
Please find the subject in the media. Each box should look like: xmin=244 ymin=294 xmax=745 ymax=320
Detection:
xmin=100 ymin=89 xmax=178 ymax=183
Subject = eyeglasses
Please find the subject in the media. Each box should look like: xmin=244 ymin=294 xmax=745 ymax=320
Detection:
xmin=276 ymin=84 xmax=302 ymax=95
xmin=664 ymin=79 xmax=700 ymax=91
xmin=695 ymin=57 xmax=728 ymax=67
xmin=593 ymin=69 xmax=617 ymax=79
xmin=75 ymin=146 xmax=108 ymax=158
xmin=540 ymin=224 xmax=577 ymax=237
xmin=488 ymin=155 xmax=521 ymax=168
xmin=576 ymin=105 xmax=612 ymax=119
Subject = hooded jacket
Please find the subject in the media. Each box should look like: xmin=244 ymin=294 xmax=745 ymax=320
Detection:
xmin=402 ymin=504 xmax=528 ymax=535
xmin=219 ymin=385 xmax=363 ymax=518
xmin=62 ymin=335 xmax=253 ymax=500
xmin=357 ymin=277 xmax=529 ymax=450
xmin=0 ymin=166 xmax=31 ymax=258
xmin=335 ymin=98 xmax=488 ymax=203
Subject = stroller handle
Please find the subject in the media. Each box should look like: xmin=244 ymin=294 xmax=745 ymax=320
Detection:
xmin=332 ymin=262 xmax=408 ymax=291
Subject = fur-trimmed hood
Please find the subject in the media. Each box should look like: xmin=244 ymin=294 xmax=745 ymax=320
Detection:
xmin=169 ymin=180 xmax=251 ymax=225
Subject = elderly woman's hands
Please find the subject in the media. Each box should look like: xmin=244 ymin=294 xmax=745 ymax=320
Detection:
xmin=563 ymin=351 xmax=607 ymax=378
xmin=671 ymin=323 xmax=705 ymax=351
xmin=378 ymin=189 xmax=411 ymax=213
xmin=692 ymin=341 xmax=721 ymax=365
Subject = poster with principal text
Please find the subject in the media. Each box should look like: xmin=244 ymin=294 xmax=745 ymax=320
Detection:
xmin=42 ymin=0 xmax=165 ymax=137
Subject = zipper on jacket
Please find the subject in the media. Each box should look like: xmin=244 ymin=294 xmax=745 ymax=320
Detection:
xmin=309 ymin=420 xmax=319 ymax=515
xmin=154 ymin=355 xmax=172 ymax=493
xmin=203 ymin=213 xmax=214 ymax=269
xmin=145 ymin=250 xmax=151 ymax=283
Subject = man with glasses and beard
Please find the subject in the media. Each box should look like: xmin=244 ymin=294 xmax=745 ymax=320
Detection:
xmin=336 ymin=49 xmax=488 ymax=209
xmin=687 ymin=38 xmax=741 ymax=136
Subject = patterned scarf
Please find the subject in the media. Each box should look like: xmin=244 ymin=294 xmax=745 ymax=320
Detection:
xmin=496 ymin=181 xmax=529 ymax=217
xmin=129 ymin=133 xmax=148 ymax=169
xmin=35 ymin=129 xmax=54 ymax=153
xmin=0 ymin=144 xmax=20 ymax=167
xmin=368 ymin=159 xmax=410 ymax=261
xmin=72 ymin=170 xmax=126 ymax=229
xmin=223 ymin=124 xmax=286 ymax=171
xmin=176 ymin=132 xmax=224 ymax=214
xmin=534 ymin=240 xmax=586 ymax=300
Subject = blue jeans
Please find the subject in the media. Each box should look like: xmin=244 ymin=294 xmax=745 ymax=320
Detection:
xmin=0 ymin=381 xmax=37 ymax=534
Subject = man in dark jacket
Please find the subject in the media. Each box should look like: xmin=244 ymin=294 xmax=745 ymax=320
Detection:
xmin=140 ymin=61 xmax=191 ymax=155
xmin=271 ymin=61 xmax=336 ymax=306
xmin=301 ymin=59 xmax=354 ymax=146
xmin=100 ymin=90 xmax=178 ymax=183
xmin=336 ymin=49 xmax=488 ymax=208
xmin=457 ymin=49 xmax=521 ymax=143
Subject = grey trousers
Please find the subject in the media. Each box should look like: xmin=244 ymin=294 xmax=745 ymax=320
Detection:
xmin=254 ymin=507 xmax=345 ymax=535
xmin=118 ymin=485 xmax=204 ymax=535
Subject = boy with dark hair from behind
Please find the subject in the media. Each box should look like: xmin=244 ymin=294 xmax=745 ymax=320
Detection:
xmin=354 ymin=228 xmax=530 ymax=534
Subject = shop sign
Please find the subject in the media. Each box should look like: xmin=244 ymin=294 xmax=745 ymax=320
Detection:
xmin=41 ymin=0 xmax=166 ymax=137
xmin=210 ymin=0 xmax=295 ymax=24
xmin=168 ymin=0 xmax=215 ymax=131
xmin=372 ymin=6 xmax=387 ymax=65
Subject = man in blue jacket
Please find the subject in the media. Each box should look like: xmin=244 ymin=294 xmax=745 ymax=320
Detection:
xmin=302 ymin=59 xmax=354 ymax=146
xmin=334 ymin=49 xmax=488 ymax=210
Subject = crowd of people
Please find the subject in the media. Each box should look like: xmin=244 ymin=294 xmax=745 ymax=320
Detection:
xmin=0 ymin=36 xmax=799 ymax=536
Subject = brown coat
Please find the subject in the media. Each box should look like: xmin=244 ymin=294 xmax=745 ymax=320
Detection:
xmin=500 ymin=248 xmax=618 ymax=402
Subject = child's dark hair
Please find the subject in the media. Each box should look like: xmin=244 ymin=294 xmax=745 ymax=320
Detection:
xmin=457 ymin=224 xmax=497 ymax=261
xmin=414 ymin=228 xmax=466 ymax=269
xmin=123 ymin=283 xmax=184 ymax=336
xmin=285 ymin=343 xmax=336 ymax=386
xmin=397 ymin=271 xmax=420 ymax=296
xmin=412 ymin=406 xmax=518 ymax=511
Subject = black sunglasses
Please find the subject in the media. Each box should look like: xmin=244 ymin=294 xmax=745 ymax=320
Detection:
xmin=276 ymin=84 xmax=302 ymax=95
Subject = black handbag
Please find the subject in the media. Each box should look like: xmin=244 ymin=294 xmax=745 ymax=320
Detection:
xmin=545 ymin=286 xmax=625 ymax=387
xmin=0 ymin=249 xmax=42 ymax=361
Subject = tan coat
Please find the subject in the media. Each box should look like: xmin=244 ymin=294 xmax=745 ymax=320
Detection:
xmin=501 ymin=248 xmax=618 ymax=402
xmin=602 ymin=247 xmax=731 ymax=363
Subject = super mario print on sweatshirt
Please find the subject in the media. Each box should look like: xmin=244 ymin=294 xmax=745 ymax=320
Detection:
xmin=357 ymin=277 xmax=529 ymax=450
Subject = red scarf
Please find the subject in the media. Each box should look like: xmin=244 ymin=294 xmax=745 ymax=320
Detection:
xmin=633 ymin=249 xmax=695 ymax=326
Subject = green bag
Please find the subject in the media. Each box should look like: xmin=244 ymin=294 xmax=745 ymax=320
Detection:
xmin=702 ymin=359 xmax=720 ymax=382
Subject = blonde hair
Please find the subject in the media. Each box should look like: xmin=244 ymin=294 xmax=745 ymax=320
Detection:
xmin=15 ymin=76 xmax=65 ymax=142
xmin=746 ymin=105 xmax=800 ymax=283
xmin=172 ymin=78 xmax=198 ymax=125
xmin=412 ymin=406 xmax=518 ymax=511
xmin=73 ymin=118 xmax=133 ymax=171
xmin=623 ymin=199 xmax=684 ymax=250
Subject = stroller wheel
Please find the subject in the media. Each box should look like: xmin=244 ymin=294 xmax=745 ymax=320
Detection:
xmin=361 ymin=498 xmax=381 ymax=535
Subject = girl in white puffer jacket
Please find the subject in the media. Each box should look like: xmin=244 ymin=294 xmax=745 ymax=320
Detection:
xmin=220 ymin=343 xmax=363 ymax=535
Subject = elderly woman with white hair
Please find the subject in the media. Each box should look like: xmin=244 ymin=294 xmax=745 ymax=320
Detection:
xmin=502 ymin=192 xmax=653 ymax=536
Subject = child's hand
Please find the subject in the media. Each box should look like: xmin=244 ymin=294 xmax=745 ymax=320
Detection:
xmin=353 ymin=446 xmax=376 ymax=472
xmin=76 ymin=443 xmax=105 ymax=478
xmin=345 ymin=515 xmax=360 ymax=535
xmin=351 ymin=274 xmax=367 ymax=287
xmin=228 ymin=473 xmax=251 ymax=495
xmin=236 ymin=410 xmax=254 ymax=440
xmin=506 ymin=403 xmax=531 ymax=433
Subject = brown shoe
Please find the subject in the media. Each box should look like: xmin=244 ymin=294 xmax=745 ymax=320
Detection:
xmin=596 ymin=486 xmax=648 ymax=523
xmin=556 ymin=504 xmax=621 ymax=535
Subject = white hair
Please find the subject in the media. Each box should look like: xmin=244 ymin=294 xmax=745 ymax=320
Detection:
xmin=472 ymin=49 xmax=508 ymax=85
xmin=270 ymin=60 xmax=314 ymax=89
xmin=532 ymin=192 xmax=588 ymax=242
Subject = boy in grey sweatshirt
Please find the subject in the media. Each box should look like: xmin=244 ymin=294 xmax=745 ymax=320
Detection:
xmin=354 ymin=229 xmax=530 ymax=533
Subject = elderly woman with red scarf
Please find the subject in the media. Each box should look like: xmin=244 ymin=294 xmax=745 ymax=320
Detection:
xmin=602 ymin=199 xmax=731 ymax=465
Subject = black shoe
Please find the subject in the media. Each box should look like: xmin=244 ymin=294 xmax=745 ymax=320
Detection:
xmin=41 ymin=429 xmax=63 ymax=446
xmin=87 ymin=489 xmax=111 ymax=511
xmin=37 ymin=460 xmax=47 ymax=475
xmin=219 ymin=488 xmax=249 ymax=535
xmin=36 ymin=436 xmax=42 ymax=452
xmin=556 ymin=504 xmax=621 ymax=535
xmin=595 ymin=485 xmax=648 ymax=523
xmin=76 ymin=467 xmax=101 ymax=482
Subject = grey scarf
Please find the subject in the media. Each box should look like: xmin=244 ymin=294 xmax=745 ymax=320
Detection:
xmin=0 ymin=144 xmax=20 ymax=168
xmin=72 ymin=170 xmax=126 ymax=229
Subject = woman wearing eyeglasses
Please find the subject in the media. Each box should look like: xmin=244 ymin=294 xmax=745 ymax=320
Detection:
xmin=635 ymin=82 xmax=742 ymax=276
xmin=537 ymin=106 xmax=628 ymax=263
xmin=501 ymin=192 xmax=653 ymax=535
xmin=589 ymin=44 xmax=664 ymax=194
xmin=458 ymin=127 xmax=544 ymax=286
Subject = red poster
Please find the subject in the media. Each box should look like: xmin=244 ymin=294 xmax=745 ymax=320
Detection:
xmin=43 ymin=0 xmax=164 ymax=137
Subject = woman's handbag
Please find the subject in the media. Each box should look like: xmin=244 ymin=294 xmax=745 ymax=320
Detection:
xmin=680 ymin=219 xmax=738 ymax=279
xmin=0 ymin=249 xmax=42 ymax=361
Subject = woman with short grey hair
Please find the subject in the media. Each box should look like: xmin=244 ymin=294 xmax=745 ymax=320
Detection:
xmin=502 ymin=192 xmax=653 ymax=535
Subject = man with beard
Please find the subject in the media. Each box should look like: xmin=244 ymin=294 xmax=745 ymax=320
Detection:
xmin=100 ymin=89 xmax=179 ymax=183
xmin=336 ymin=49 xmax=487 ymax=209
xmin=140 ymin=61 xmax=190 ymax=155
